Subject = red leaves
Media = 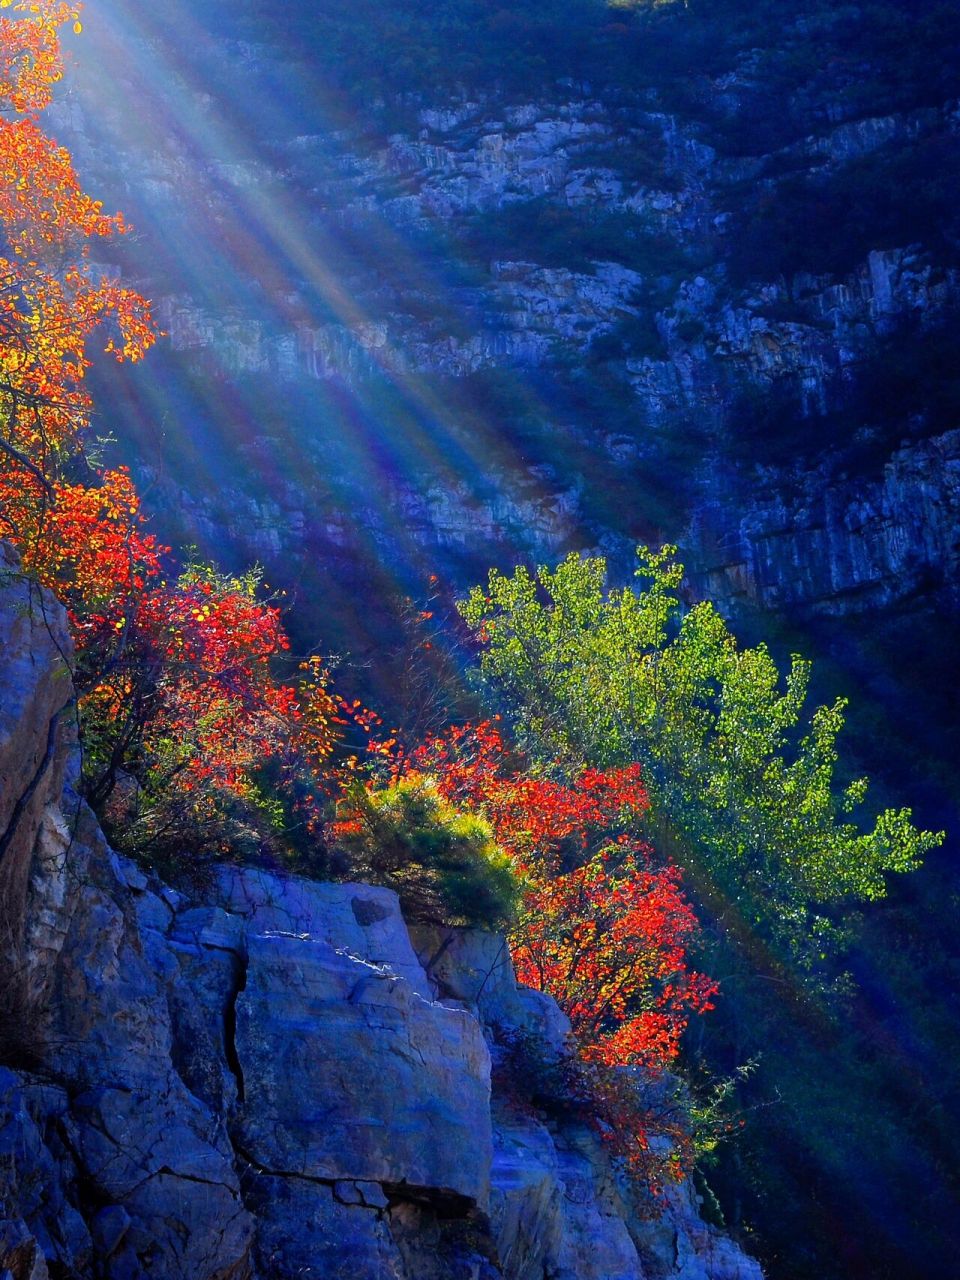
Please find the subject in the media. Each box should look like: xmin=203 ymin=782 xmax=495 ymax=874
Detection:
xmin=78 ymin=560 xmax=352 ymax=833
xmin=0 ymin=2 xmax=82 ymax=115
xmin=0 ymin=6 xmax=350 ymax=847
xmin=0 ymin=3 xmax=155 ymax=547
xmin=411 ymin=721 xmax=649 ymax=868
xmin=400 ymin=721 xmax=718 ymax=1186
xmin=3 ymin=467 xmax=163 ymax=614
xmin=0 ymin=4 xmax=156 ymax=650
xmin=409 ymin=721 xmax=714 ymax=1076
xmin=514 ymin=848 xmax=717 ymax=1073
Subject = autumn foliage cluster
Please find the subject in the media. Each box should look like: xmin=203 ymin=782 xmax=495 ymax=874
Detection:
xmin=406 ymin=723 xmax=716 ymax=1067
xmin=0 ymin=0 xmax=351 ymax=861
xmin=335 ymin=721 xmax=716 ymax=1183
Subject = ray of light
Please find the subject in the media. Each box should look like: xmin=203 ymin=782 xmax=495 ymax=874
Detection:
xmin=64 ymin=0 xmax=585 ymax=599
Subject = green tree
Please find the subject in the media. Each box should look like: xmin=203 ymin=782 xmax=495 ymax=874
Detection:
xmin=461 ymin=545 xmax=942 ymax=973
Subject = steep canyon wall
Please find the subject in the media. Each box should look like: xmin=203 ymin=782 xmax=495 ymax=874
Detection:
xmin=46 ymin=3 xmax=960 ymax=625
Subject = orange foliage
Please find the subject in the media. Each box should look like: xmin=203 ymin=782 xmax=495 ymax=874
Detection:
xmin=0 ymin=3 xmax=154 ymax=491
xmin=513 ymin=848 xmax=717 ymax=1072
xmin=400 ymin=722 xmax=717 ymax=1184
xmin=2 ymin=466 xmax=164 ymax=620
xmin=0 ymin=5 xmax=348 ymax=857
xmin=411 ymin=720 xmax=648 ymax=861
xmin=0 ymin=1 xmax=81 ymax=116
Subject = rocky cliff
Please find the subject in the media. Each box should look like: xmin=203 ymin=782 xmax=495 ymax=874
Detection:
xmin=6 ymin=8 xmax=955 ymax=1279
xmin=688 ymin=427 xmax=960 ymax=614
xmin=0 ymin=562 xmax=761 ymax=1279
xmin=49 ymin=1 xmax=960 ymax=627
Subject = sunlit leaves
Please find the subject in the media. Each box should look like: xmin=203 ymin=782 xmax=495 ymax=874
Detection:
xmin=0 ymin=5 xmax=347 ymax=863
xmin=385 ymin=719 xmax=716 ymax=1186
xmin=0 ymin=2 xmax=82 ymax=115
xmin=0 ymin=1 xmax=155 ymax=504
xmin=332 ymin=770 xmax=520 ymax=928
xmin=410 ymin=721 xmax=714 ymax=1074
xmin=461 ymin=545 xmax=944 ymax=970
xmin=515 ymin=846 xmax=717 ymax=1072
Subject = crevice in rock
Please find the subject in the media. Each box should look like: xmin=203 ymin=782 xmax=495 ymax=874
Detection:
xmin=231 ymin=1139 xmax=318 ymax=1185
xmin=351 ymin=895 xmax=391 ymax=926
xmin=223 ymin=947 xmax=247 ymax=1106
xmin=0 ymin=709 xmax=62 ymax=871
xmin=418 ymin=932 xmax=460 ymax=1002
xmin=381 ymin=1181 xmax=477 ymax=1220
xmin=231 ymin=1137 xmax=475 ymax=1217
xmin=52 ymin=1111 xmax=115 ymax=1227
xmin=126 ymin=1164 xmax=243 ymax=1197
xmin=387 ymin=1195 xmax=500 ymax=1278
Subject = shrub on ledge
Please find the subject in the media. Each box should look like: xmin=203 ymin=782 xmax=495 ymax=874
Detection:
xmin=331 ymin=772 xmax=521 ymax=930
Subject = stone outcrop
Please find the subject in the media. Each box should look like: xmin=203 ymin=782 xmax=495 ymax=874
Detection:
xmin=0 ymin=565 xmax=762 ymax=1279
xmin=0 ymin=545 xmax=73 ymax=964
xmin=688 ymin=428 xmax=960 ymax=614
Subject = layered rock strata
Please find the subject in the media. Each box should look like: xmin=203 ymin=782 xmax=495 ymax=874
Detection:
xmin=46 ymin=19 xmax=960 ymax=618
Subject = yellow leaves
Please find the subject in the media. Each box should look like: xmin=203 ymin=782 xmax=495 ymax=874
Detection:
xmin=0 ymin=3 xmax=81 ymax=112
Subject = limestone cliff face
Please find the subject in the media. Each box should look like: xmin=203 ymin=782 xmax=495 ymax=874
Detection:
xmin=688 ymin=428 xmax=960 ymax=614
xmin=0 ymin=567 xmax=761 ymax=1279
xmin=47 ymin=13 xmax=960 ymax=620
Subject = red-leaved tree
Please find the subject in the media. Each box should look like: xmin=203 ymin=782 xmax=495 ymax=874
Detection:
xmin=0 ymin=2 xmax=355 ymax=863
xmin=363 ymin=721 xmax=718 ymax=1188
xmin=409 ymin=722 xmax=716 ymax=1076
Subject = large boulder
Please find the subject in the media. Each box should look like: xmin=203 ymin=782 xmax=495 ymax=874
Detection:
xmin=234 ymin=929 xmax=493 ymax=1205
xmin=215 ymin=868 xmax=434 ymax=998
